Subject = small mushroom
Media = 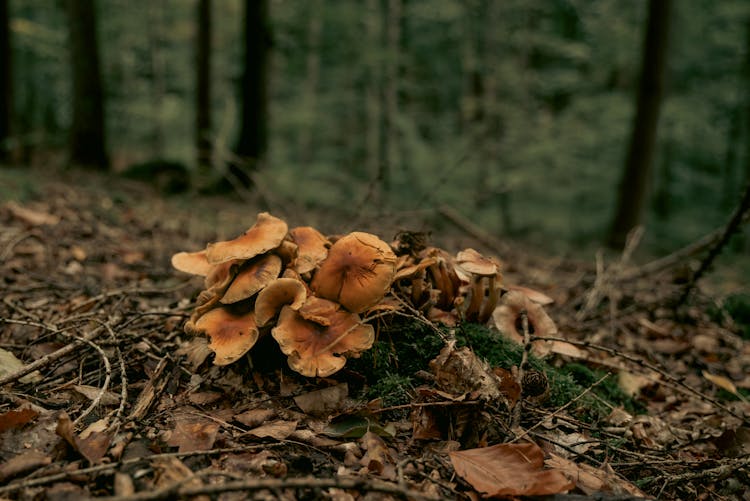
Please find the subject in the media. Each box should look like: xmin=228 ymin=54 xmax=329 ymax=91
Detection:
xmin=255 ymin=277 xmax=307 ymax=327
xmin=188 ymin=306 xmax=259 ymax=366
xmin=289 ymin=226 xmax=330 ymax=274
xmin=505 ymin=284 xmax=554 ymax=306
xmin=310 ymin=232 xmax=397 ymax=313
xmin=220 ymin=254 xmax=282 ymax=304
xmin=272 ymin=305 xmax=374 ymax=377
xmin=205 ymin=212 xmax=288 ymax=264
xmin=491 ymin=290 xmax=556 ymax=356
xmin=455 ymin=248 xmax=501 ymax=322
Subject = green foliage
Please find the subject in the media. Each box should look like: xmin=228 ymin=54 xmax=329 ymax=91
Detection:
xmin=713 ymin=293 xmax=750 ymax=340
xmin=8 ymin=0 xmax=750 ymax=259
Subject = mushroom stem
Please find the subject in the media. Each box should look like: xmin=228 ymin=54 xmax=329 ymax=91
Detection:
xmin=411 ymin=273 xmax=426 ymax=306
xmin=465 ymin=276 xmax=484 ymax=321
xmin=478 ymin=275 xmax=498 ymax=324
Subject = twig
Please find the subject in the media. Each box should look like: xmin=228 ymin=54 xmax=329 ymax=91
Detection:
xmin=638 ymin=454 xmax=750 ymax=488
xmin=94 ymin=476 xmax=438 ymax=501
xmin=677 ymin=181 xmax=750 ymax=306
xmin=438 ymin=205 xmax=510 ymax=255
xmin=533 ymin=335 xmax=749 ymax=425
xmin=511 ymin=310 xmax=531 ymax=429
xmin=60 ymin=331 xmax=111 ymax=426
xmin=0 ymin=324 xmax=106 ymax=387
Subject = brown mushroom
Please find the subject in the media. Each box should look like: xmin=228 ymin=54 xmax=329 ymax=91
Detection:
xmin=455 ymin=248 xmax=501 ymax=322
xmin=171 ymin=250 xmax=212 ymax=276
xmin=289 ymin=226 xmax=330 ymax=274
xmin=491 ymin=290 xmax=556 ymax=356
xmin=297 ymin=296 xmax=340 ymax=326
xmin=205 ymin=212 xmax=288 ymax=264
xmin=505 ymin=284 xmax=554 ymax=306
xmin=188 ymin=306 xmax=259 ymax=366
xmin=220 ymin=254 xmax=282 ymax=304
xmin=272 ymin=305 xmax=374 ymax=377
xmin=394 ymin=256 xmax=437 ymax=306
xmin=310 ymin=232 xmax=397 ymax=313
xmin=255 ymin=277 xmax=307 ymax=327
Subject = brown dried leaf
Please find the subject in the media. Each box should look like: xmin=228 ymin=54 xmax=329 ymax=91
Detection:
xmin=166 ymin=414 xmax=220 ymax=453
xmin=702 ymin=370 xmax=742 ymax=397
xmin=294 ymin=383 xmax=349 ymax=416
xmin=0 ymin=407 xmax=39 ymax=433
xmin=360 ymin=431 xmax=397 ymax=480
xmin=235 ymin=408 xmax=276 ymax=427
xmin=449 ymin=442 xmax=574 ymax=497
xmin=0 ymin=450 xmax=52 ymax=483
xmin=5 ymin=201 xmax=60 ymax=226
xmin=72 ymin=384 xmax=120 ymax=406
xmin=247 ymin=420 xmax=298 ymax=440
xmin=546 ymin=453 xmax=647 ymax=497
xmin=56 ymin=412 xmax=113 ymax=463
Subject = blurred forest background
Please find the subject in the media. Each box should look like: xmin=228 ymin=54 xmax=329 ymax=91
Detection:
xmin=1 ymin=0 xmax=750 ymax=261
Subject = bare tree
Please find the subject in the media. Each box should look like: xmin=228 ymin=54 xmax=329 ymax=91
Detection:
xmin=65 ymin=0 xmax=108 ymax=169
xmin=0 ymin=0 xmax=12 ymax=162
xmin=232 ymin=0 xmax=271 ymax=187
xmin=608 ymin=0 xmax=672 ymax=247
xmin=196 ymin=0 xmax=212 ymax=171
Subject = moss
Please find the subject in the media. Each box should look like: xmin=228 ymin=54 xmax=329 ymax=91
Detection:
xmin=367 ymin=373 xmax=415 ymax=407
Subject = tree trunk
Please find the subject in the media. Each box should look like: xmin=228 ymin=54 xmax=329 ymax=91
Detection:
xmin=0 ymin=0 xmax=11 ymax=162
xmin=232 ymin=0 xmax=270 ymax=187
xmin=362 ymin=0 xmax=382 ymax=205
xmin=298 ymin=0 xmax=321 ymax=165
xmin=381 ymin=0 xmax=401 ymax=199
xmin=65 ymin=0 xmax=108 ymax=169
xmin=195 ymin=0 xmax=212 ymax=172
xmin=607 ymin=0 xmax=672 ymax=248
xmin=146 ymin=1 xmax=166 ymax=159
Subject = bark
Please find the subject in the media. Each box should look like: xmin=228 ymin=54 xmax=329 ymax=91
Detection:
xmin=298 ymin=0 xmax=321 ymax=165
xmin=0 ymin=0 xmax=11 ymax=162
xmin=607 ymin=0 xmax=672 ymax=248
xmin=196 ymin=0 xmax=212 ymax=171
xmin=65 ymin=0 xmax=108 ymax=169
xmin=232 ymin=0 xmax=271 ymax=187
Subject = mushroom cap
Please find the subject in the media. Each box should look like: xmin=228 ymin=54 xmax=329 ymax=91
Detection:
xmin=190 ymin=306 xmax=259 ymax=366
xmin=455 ymin=248 xmax=500 ymax=277
xmin=394 ymin=257 xmax=437 ymax=281
xmin=220 ymin=254 xmax=282 ymax=304
xmin=171 ymin=250 xmax=212 ymax=276
xmin=272 ymin=305 xmax=374 ymax=377
xmin=275 ymin=239 xmax=299 ymax=266
xmin=491 ymin=291 xmax=557 ymax=356
xmin=255 ymin=277 xmax=307 ymax=327
xmin=297 ymin=296 xmax=341 ymax=326
xmin=310 ymin=232 xmax=397 ymax=313
xmin=289 ymin=226 xmax=330 ymax=274
xmin=505 ymin=284 xmax=554 ymax=305
xmin=205 ymin=212 xmax=288 ymax=264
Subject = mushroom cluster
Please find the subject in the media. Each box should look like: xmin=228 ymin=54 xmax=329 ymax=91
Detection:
xmin=172 ymin=213 xmax=397 ymax=377
xmin=172 ymin=215 xmax=558 ymax=377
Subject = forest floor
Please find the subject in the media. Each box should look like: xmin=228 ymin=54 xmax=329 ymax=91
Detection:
xmin=0 ymin=165 xmax=749 ymax=500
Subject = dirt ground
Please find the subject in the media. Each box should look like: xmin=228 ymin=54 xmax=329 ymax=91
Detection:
xmin=1 ymin=166 xmax=749 ymax=500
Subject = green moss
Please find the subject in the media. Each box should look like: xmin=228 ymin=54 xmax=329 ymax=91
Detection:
xmin=367 ymin=373 xmax=415 ymax=407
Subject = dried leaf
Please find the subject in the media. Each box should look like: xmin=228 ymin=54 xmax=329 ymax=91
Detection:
xmin=56 ymin=412 xmax=113 ymax=463
xmin=360 ymin=431 xmax=397 ymax=479
xmin=0 ymin=450 xmax=52 ymax=483
xmin=0 ymin=348 xmax=43 ymax=384
xmin=0 ymin=407 xmax=39 ymax=433
xmin=294 ymin=383 xmax=348 ymax=416
xmin=247 ymin=420 xmax=297 ymax=440
xmin=73 ymin=384 xmax=120 ymax=406
xmin=166 ymin=414 xmax=220 ymax=453
xmin=187 ymin=391 xmax=223 ymax=406
xmin=235 ymin=408 xmax=276 ymax=427
xmin=324 ymin=415 xmax=394 ymax=438
xmin=449 ymin=442 xmax=574 ymax=497
xmin=5 ymin=201 xmax=60 ymax=226
xmin=702 ymin=370 xmax=741 ymax=397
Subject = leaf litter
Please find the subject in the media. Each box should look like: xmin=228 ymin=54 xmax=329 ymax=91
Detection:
xmin=0 ymin=178 xmax=749 ymax=499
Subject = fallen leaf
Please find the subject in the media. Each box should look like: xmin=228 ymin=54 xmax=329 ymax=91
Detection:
xmin=4 ymin=201 xmax=60 ymax=226
xmin=187 ymin=391 xmax=223 ymax=406
xmin=166 ymin=414 xmax=220 ymax=453
xmin=618 ymin=371 xmax=655 ymax=398
xmin=0 ymin=450 xmax=52 ymax=483
xmin=360 ymin=431 xmax=397 ymax=480
xmin=235 ymin=408 xmax=276 ymax=427
xmin=0 ymin=348 xmax=43 ymax=384
xmin=449 ymin=442 xmax=574 ymax=497
xmin=73 ymin=384 xmax=120 ymax=406
xmin=324 ymin=415 xmax=395 ymax=438
xmin=702 ymin=370 xmax=742 ymax=398
xmin=247 ymin=420 xmax=297 ymax=440
xmin=546 ymin=453 xmax=646 ymax=497
xmin=152 ymin=457 xmax=208 ymax=501
xmin=0 ymin=407 xmax=39 ymax=433
xmin=56 ymin=412 xmax=113 ymax=463
xmin=294 ymin=383 xmax=348 ymax=416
